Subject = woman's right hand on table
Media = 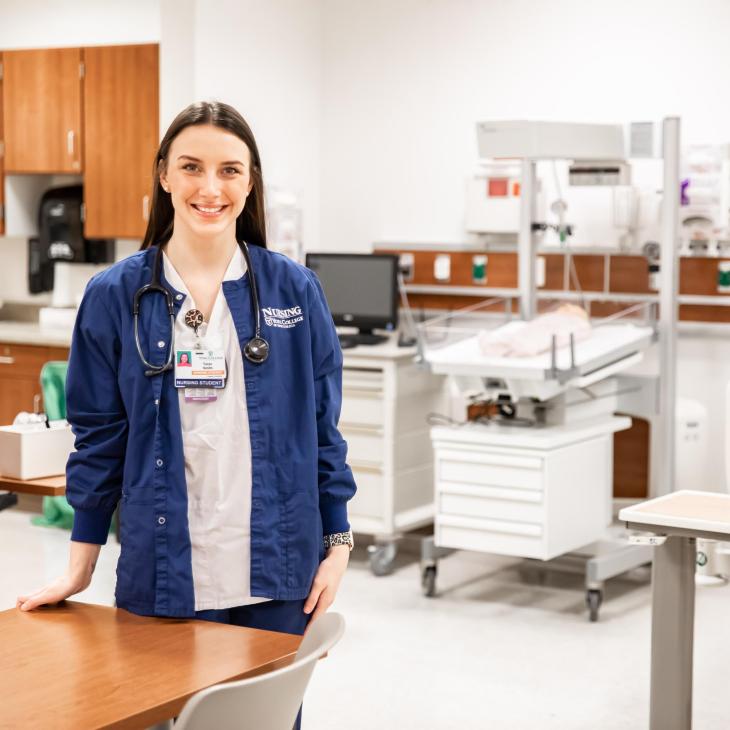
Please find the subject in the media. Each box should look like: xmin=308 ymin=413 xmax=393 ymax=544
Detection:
xmin=16 ymin=541 xmax=101 ymax=611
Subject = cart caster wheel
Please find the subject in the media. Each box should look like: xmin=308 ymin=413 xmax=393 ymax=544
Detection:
xmin=368 ymin=542 xmax=397 ymax=576
xmin=586 ymin=589 xmax=603 ymax=622
xmin=421 ymin=565 xmax=437 ymax=597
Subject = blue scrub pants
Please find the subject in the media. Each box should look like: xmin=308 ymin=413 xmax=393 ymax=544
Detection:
xmin=195 ymin=600 xmax=311 ymax=730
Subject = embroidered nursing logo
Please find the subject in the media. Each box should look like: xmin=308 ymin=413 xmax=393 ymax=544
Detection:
xmin=262 ymin=305 xmax=304 ymax=329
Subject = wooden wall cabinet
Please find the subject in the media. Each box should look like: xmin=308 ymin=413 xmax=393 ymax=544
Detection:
xmin=0 ymin=43 xmax=158 ymax=239
xmin=83 ymin=44 xmax=159 ymax=239
xmin=2 ymin=48 xmax=83 ymax=174
xmin=0 ymin=51 xmax=4 ymax=235
xmin=0 ymin=343 xmax=70 ymax=426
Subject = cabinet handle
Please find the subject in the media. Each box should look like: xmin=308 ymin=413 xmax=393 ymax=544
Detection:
xmin=348 ymin=461 xmax=384 ymax=473
xmin=67 ymin=130 xmax=75 ymax=156
xmin=0 ymin=356 xmax=16 ymax=365
xmin=339 ymin=423 xmax=384 ymax=436
xmin=142 ymin=195 xmax=150 ymax=222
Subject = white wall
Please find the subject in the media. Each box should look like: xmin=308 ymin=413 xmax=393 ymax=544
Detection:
xmin=188 ymin=0 xmax=324 ymax=250
xmin=159 ymin=0 xmax=195 ymax=136
xmin=0 ymin=0 xmax=159 ymax=48
xmin=318 ymin=0 xmax=730 ymax=490
xmin=319 ymin=0 xmax=730 ymax=251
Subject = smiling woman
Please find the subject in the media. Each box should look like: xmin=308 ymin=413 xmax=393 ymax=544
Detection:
xmin=142 ymin=102 xmax=267 ymax=253
xmin=16 ymin=101 xmax=356 ymax=730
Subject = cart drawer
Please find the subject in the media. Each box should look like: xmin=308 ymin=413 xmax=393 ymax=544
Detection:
xmin=342 ymin=368 xmax=384 ymax=391
xmin=347 ymin=465 xmax=383 ymax=519
xmin=438 ymin=487 xmax=544 ymax=524
xmin=437 ymin=517 xmax=546 ymax=560
xmin=341 ymin=426 xmax=384 ymax=464
xmin=340 ymin=389 xmax=385 ymax=428
xmin=437 ymin=454 xmax=543 ymax=491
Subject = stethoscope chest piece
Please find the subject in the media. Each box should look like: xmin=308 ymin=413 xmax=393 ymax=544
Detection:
xmin=244 ymin=336 xmax=270 ymax=364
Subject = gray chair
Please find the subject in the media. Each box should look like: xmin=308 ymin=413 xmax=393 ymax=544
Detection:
xmin=171 ymin=613 xmax=345 ymax=730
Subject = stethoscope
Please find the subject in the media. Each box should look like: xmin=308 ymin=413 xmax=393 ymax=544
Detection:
xmin=133 ymin=240 xmax=270 ymax=377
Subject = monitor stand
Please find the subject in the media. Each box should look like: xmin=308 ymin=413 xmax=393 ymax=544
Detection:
xmin=338 ymin=330 xmax=389 ymax=349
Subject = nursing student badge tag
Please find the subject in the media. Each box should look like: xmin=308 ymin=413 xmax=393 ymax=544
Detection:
xmin=174 ymin=348 xmax=227 ymax=389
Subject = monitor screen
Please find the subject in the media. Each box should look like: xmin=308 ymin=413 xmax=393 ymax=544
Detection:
xmin=305 ymin=253 xmax=399 ymax=333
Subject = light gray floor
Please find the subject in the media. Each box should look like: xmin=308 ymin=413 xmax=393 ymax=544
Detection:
xmin=2 ymin=507 xmax=729 ymax=729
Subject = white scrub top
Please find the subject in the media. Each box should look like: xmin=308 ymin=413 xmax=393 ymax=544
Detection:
xmin=163 ymin=247 xmax=270 ymax=611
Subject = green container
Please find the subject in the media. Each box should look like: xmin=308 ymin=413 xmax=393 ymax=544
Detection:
xmin=472 ymin=255 xmax=487 ymax=284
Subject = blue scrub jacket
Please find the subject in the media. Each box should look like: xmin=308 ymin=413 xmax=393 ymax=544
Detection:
xmin=65 ymin=244 xmax=357 ymax=617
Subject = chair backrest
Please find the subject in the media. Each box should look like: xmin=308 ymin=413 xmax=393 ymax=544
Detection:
xmin=39 ymin=361 xmax=69 ymax=420
xmin=173 ymin=613 xmax=345 ymax=730
xmin=295 ymin=611 xmax=344 ymax=660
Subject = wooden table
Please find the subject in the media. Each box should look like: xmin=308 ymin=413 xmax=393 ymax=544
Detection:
xmin=0 ymin=601 xmax=301 ymax=729
xmin=619 ymin=490 xmax=730 ymax=730
xmin=0 ymin=473 xmax=65 ymax=496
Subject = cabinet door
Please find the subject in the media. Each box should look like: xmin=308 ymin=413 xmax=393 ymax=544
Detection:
xmin=0 ymin=344 xmax=70 ymax=425
xmin=0 ymin=377 xmax=41 ymax=426
xmin=2 ymin=48 xmax=83 ymax=173
xmin=0 ymin=52 xmax=5 ymax=235
xmin=83 ymin=44 xmax=159 ymax=239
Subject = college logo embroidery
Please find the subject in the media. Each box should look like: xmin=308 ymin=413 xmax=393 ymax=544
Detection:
xmin=262 ymin=305 xmax=304 ymax=329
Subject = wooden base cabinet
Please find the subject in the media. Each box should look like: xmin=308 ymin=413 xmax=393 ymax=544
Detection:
xmin=0 ymin=343 xmax=70 ymax=425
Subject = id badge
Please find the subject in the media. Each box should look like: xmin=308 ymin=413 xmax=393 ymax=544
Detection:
xmin=184 ymin=387 xmax=218 ymax=403
xmin=175 ymin=347 xmax=227 ymax=389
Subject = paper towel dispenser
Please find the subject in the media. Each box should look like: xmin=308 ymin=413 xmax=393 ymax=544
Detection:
xmin=28 ymin=185 xmax=115 ymax=294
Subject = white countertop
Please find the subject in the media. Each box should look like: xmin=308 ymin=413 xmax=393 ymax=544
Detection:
xmin=431 ymin=416 xmax=632 ymax=450
xmin=619 ymin=490 xmax=730 ymax=535
xmin=0 ymin=322 xmax=418 ymax=356
xmin=0 ymin=322 xmax=73 ymax=348
xmin=341 ymin=338 xmax=419 ymax=361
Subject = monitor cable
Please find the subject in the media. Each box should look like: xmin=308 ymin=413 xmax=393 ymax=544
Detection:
xmin=396 ymin=270 xmax=423 ymax=358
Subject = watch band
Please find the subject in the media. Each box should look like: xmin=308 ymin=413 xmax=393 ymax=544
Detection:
xmin=323 ymin=530 xmax=354 ymax=551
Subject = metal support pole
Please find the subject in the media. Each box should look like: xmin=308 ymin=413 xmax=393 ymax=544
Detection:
xmin=659 ymin=117 xmax=680 ymax=496
xmin=649 ymin=536 xmax=695 ymax=730
xmin=519 ymin=159 xmax=537 ymax=320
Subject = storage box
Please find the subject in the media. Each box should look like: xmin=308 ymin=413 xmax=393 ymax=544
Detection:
xmin=0 ymin=421 xmax=75 ymax=479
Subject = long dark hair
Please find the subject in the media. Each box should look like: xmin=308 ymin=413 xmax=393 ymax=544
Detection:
xmin=140 ymin=101 xmax=267 ymax=250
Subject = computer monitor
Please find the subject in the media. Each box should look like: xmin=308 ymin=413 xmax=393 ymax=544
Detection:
xmin=305 ymin=253 xmax=399 ymax=347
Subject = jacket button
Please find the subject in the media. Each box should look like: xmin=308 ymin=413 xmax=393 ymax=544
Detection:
xmin=158 ymin=516 xmax=166 ymax=525
xmin=175 ymin=294 xmax=183 ymax=301
xmin=156 ymin=458 xmax=164 ymax=467
xmin=157 ymin=340 xmax=166 ymax=348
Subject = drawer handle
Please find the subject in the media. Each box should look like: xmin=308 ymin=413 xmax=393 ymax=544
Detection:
xmin=343 ymin=388 xmax=384 ymax=398
xmin=341 ymin=424 xmax=384 ymax=436
xmin=349 ymin=461 xmax=384 ymax=473
xmin=0 ymin=356 xmax=16 ymax=365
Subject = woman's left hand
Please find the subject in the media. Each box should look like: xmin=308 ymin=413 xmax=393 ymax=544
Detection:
xmin=303 ymin=544 xmax=350 ymax=622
